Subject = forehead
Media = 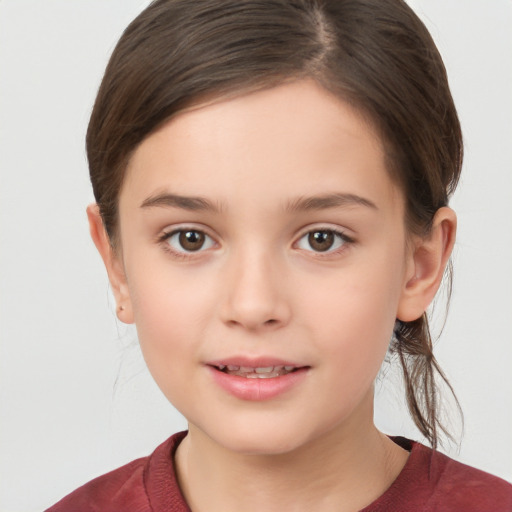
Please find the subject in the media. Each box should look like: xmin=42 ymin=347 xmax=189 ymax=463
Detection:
xmin=121 ymin=80 xmax=401 ymax=213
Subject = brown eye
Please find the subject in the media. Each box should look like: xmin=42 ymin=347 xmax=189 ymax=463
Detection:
xmin=164 ymin=229 xmax=215 ymax=254
xmin=308 ymin=231 xmax=335 ymax=252
xmin=296 ymin=229 xmax=350 ymax=254
xmin=179 ymin=230 xmax=205 ymax=251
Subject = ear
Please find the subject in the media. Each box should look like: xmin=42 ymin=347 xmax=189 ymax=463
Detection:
xmin=397 ymin=207 xmax=457 ymax=322
xmin=86 ymin=204 xmax=134 ymax=324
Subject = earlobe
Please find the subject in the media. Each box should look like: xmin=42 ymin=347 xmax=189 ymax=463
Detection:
xmin=86 ymin=204 xmax=134 ymax=324
xmin=397 ymin=207 xmax=457 ymax=322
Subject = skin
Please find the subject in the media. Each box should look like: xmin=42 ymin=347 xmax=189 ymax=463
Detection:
xmin=89 ymin=79 xmax=456 ymax=511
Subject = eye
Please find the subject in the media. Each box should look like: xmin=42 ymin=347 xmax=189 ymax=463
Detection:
xmin=296 ymin=229 xmax=351 ymax=253
xmin=164 ymin=229 xmax=215 ymax=253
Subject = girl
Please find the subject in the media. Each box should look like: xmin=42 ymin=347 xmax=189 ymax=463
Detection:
xmin=46 ymin=0 xmax=512 ymax=510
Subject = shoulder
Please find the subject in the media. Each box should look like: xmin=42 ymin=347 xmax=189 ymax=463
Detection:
xmin=426 ymin=448 xmax=512 ymax=512
xmin=45 ymin=431 xmax=189 ymax=512
xmin=376 ymin=438 xmax=512 ymax=512
xmin=45 ymin=456 xmax=150 ymax=512
xmin=365 ymin=438 xmax=512 ymax=512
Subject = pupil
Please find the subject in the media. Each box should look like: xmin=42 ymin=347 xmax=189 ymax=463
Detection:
xmin=309 ymin=231 xmax=334 ymax=252
xmin=179 ymin=230 xmax=205 ymax=251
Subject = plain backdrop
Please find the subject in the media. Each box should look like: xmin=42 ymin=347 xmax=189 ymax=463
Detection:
xmin=1 ymin=1 xmax=511 ymax=510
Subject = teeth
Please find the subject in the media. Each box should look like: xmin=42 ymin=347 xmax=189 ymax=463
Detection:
xmin=246 ymin=372 xmax=282 ymax=379
xmin=254 ymin=367 xmax=274 ymax=374
xmin=218 ymin=365 xmax=297 ymax=378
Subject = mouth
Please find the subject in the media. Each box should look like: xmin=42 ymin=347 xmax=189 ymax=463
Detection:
xmin=207 ymin=359 xmax=310 ymax=400
xmin=213 ymin=364 xmax=301 ymax=379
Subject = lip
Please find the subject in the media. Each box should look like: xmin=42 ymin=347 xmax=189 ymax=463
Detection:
xmin=207 ymin=356 xmax=302 ymax=368
xmin=206 ymin=356 xmax=310 ymax=401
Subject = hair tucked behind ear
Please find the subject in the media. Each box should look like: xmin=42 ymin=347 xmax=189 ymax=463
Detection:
xmin=87 ymin=0 xmax=463 ymax=448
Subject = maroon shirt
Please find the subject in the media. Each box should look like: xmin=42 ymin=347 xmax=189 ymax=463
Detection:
xmin=47 ymin=431 xmax=512 ymax=512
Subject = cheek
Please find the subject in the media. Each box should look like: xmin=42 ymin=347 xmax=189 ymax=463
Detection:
xmin=127 ymin=273 xmax=218 ymax=413
xmin=299 ymin=253 xmax=404 ymax=376
xmin=125 ymin=258 xmax=215 ymax=376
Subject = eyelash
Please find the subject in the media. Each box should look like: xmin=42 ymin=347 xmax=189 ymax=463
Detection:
xmin=157 ymin=227 xmax=216 ymax=259
xmin=157 ymin=226 xmax=355 ymax=259
xmin=294 ymin=228 xmax=354 ymax=256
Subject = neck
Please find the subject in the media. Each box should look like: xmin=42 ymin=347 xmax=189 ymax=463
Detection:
xmin=175 ymin=398 xmax=409 ymax=512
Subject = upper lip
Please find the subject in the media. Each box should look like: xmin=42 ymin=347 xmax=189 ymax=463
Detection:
xmin=206 ymin=356 xmax=306 ymax=369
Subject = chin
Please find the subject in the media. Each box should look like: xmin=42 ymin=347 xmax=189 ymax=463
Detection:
xmin=221 ymin=432 xmax=307 ymax=456
xmin=196 ymin=415 xmax=329 ymax=457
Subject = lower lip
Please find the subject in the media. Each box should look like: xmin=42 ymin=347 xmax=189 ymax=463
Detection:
xmin=208 ymin=366 xmax=309 ymax=401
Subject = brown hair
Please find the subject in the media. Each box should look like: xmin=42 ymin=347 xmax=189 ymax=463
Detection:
xmin=87 ymin=0 xmax=463 ymax=449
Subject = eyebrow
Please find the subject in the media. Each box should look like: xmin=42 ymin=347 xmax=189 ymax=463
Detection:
xmin=140 ymin=193 xmax=221 ymax=212
xmin=286 ymin=192 xmax=377 ymax=212
xmin=140 ymin=191 xmax=377 ymax=213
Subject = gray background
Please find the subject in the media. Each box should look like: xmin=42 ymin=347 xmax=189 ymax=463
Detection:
xmin=1 ymin=1 xmax=511 ymax=510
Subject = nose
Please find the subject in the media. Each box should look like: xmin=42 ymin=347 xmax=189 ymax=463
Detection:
xmin=219 ymin=247 xmax=291 ymax=332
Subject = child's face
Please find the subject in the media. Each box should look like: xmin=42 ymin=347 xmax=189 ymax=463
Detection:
xmin=116 ymin=80 xmax=414 ymax=454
